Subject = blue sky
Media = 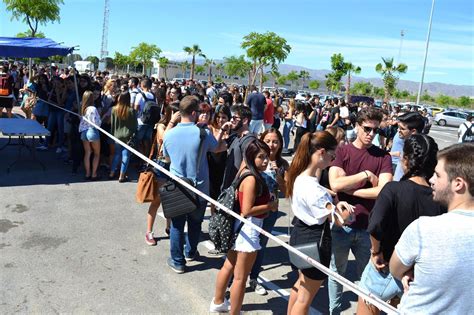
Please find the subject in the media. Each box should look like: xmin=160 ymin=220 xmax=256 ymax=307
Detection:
xmin=1 ymin=0 xmax=473 ymax=86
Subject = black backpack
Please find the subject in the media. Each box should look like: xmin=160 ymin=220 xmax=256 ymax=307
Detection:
xmin=208 ymin=172 xmax=253 ymax=253
xmin=461 ymin=123 xmax=474 ymax=143
xmin=139 ymin=91 xmax=161 ymax=125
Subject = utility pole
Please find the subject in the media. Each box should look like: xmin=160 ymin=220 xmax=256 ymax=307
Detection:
xmin=416 ymin=0 xmax=435 ymax=106
xmin=99 ymin=0 xmax=110 ymax=71
xmin=397 ymin=30 xmax=405 ymax=64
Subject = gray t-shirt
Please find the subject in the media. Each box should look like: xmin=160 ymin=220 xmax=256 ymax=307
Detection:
xmin=395 ymin=210 xmax=474 ymax=314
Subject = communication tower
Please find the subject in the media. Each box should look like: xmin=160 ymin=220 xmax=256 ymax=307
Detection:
xmin=99 ymin=0 xmax=110 ymax=70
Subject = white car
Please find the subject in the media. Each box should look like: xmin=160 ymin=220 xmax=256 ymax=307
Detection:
xmin=295 ymin=93 xmax=310 ymax=101
xmin=434 ymin=111 xmax=468 ymax=127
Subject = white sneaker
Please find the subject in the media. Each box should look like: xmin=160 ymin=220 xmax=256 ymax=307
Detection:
xmin=55 ymin=147 xmax=63 ymax=154
xmin=209 ymin=298 xmax=230 ymax=313
xmin=36 ymin=145 xmax=48 ymax=151
xmin=249 ymin=279 xmax=267 ymax=295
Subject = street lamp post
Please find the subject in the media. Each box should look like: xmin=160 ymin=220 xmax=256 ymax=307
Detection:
xmin=416 ymin=0 xmax=436 ymax=106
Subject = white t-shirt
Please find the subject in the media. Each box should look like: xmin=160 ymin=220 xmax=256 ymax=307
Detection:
xmin=457 ymin=121 xmax=472 ymax=143
xmin=134 ymin=90 xmax=155 ymax=126
xmin=395 ymin=210 xmax=474 ymax=314
xmin=339 ymin=106 xmax=349 ymax=119
xmin=290 ymin=175 xmax=332 ymax=225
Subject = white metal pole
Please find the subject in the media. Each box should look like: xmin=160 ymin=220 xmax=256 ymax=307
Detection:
xmin=416 ymin=0 xmax=435 ymax=105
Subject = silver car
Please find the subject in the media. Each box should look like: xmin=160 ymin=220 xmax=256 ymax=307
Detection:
xmin=434 ymin=111 xmax=467 ymax=127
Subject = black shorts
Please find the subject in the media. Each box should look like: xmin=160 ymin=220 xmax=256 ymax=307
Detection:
xmin=0 ymin=97 xmax=13 ymax=109
xmin=289 ymin=217 xmax=331 ymax=280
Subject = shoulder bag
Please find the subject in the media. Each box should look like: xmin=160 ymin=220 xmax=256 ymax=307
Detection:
xmin=160 ymin=127 xmax=207 ymax=218
xmin=288 ymin=220 xmax=328 ymax=270
xmin=135 ymin=133 xmax=159 ymax=203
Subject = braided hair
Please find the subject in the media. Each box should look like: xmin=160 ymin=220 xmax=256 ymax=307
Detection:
xmin=401 ymin=134 xmax=438 ymax=181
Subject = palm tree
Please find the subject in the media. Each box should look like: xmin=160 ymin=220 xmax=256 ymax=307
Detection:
xmin=375 ymin=57 xmax=408 ymax=102
xmin=158 ymin=57 xmax=169 ymax=80
xmin=344 ymin=62 xmax=361 ymax=102
xmin=180 ymin=61 xmax=190 ymax=78
xmin=299 ymin=70 xmax=311 ymax=89
xmin=204 ymin=58 xmax=215 ymax=82
xmin=183 ymin=44 xmax=206 ymax=80
xmin=215 ymin=63 xmax=224 ymax=78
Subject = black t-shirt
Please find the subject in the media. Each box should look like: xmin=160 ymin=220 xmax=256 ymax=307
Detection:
xmin=367 ymin=180 xmax=446 ymax=260
xmin=330 ymin=107 xmax=340 ymax=124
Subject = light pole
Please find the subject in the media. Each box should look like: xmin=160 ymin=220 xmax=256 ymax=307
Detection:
xmin=397 ymin=30 xmax=405 ymax=64
xmin=416 ymin=0 xmax=436 ymax=105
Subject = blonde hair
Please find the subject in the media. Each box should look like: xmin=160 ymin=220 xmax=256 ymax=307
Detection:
xmin=81 ymin=91 xmax=94 ymax=115
xmin=103 ymin=79 xmax=115 ymax=93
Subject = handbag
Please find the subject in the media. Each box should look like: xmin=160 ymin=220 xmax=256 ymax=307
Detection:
xmin=152 ymin=138 xmax=170 ymax=181
xmin=288 ymin=220 xmax=328 ymax=270
xmin=135 ymin=133 xmax=159 ymax=203
xmin=127 ymin=133 xmax=137 ymax=149
xmin=159 ymin=127 xmax=207 ymax=219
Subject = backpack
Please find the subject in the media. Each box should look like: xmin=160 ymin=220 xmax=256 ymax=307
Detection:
xmin=139 ymin=91 xmax=161 ymax=125
xmin=0 ymin=73 xmax=12 ymax=96
xmin=461 ymin=123 xmax=474 ymax=143
xmin=208 ymin=172 xmax=253 ymax=253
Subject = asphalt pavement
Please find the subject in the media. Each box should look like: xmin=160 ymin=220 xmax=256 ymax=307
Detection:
xmin=0 ymin=116 xmax=459 ymax=314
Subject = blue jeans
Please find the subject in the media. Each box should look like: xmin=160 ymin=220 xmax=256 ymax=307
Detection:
xmin=249 ymin=210 xmax=279 ymax=280
xmin=283 ymin=119 xmax=294 ymax=150
xmin=170 ymin=198 xmax=207 ymax=267
xmin=47 ymin=110 xmax=65 ymax=147
xmin=328 ymin=225 xmax=371 ymax=314
xmin=111 ymin=143 xmax=131 ymax=174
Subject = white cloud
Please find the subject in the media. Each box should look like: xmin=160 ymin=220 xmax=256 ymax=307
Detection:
xmin=160 ymin=51 xmax=190 ymax=61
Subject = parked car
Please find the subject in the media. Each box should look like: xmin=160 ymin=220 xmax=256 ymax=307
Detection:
xmin=285 ymin=90 xmax=297 ymax=98
xmin=428 ymin=106 xmax=444 ymax=116
xmin=434 ymin=111 xmax=468 ymax=127
xmin=295 ymin=92 xmax=310 ymax=101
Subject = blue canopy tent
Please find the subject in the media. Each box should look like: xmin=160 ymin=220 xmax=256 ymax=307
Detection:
xmin=0 ymin=37 xmax=80 ymax=113
xmin=0 ymin=37 xmax=74 ymax=58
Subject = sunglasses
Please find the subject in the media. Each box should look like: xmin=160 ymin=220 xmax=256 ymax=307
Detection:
xmin=361 ymin=126 xmax=380 ymax=134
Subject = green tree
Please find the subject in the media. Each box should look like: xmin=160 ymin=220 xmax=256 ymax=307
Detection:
xmin=435 ymin=94 xmax=452 ymax=106
xmin=195 ymin=65 xmax=205 ymax=76
xmin=113 ymin=52 xmax=130 ymax=73
xmin=204 ymin=58 xmax=215 ymax=82
xmin=129 ymin=42 xmax=161 ymax=75
xmin=457 ymin=96 xmax=471 ymax=108
xmin=276 ymin=75 xmax=288 ymax=86
xmin=158 ymin=57 xmax=169 ymax=80
xmin=183 ymin=44 xmax=205 ymax=80
xmin=85 ymin=56 xmax=99 ymax=70
xmin=375 ymin=57 xmax=408 ymax=102
xmin=286 ymin=70 xmax=300 ymax=88
xmin=180 ymin=61 xmax=190 ymax=78
xmin=351 ymin=81 xmax=373 ymax=96
xmin=16 ymin=29 xmax=45 ymax=38
xmin=325 ymin=53 xmax=346 ymax=93
xmin=299 ymin=70 xmax=311 ymax=89
xmin=267 ymin=69 xmax=280 ymax=86
xmin=104 ymin=57 xmax=114 ymax=69
xmin=215 ymin=63 xmax=224 ymax=77
xmin=224 ymin=55 xmax=252 ymax=85
xmin=373 ymin=86 xmax=385 ymax=98
xmin=343 ymin=62 xmax=361 ymax=102
xmin=4 ymin=0 xmax=63 ymax=37
xmin=241 ymin=31 xmax=291 ymax=90
xmin=308 ymin=80 xmax=321 ymax=90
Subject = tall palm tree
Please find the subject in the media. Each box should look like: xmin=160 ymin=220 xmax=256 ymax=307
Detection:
xmin=204 ymin=58 xmax=215 ymax=82
xmin=299 ymin=70 xmax=311 ymax=89
xmin=375 ymin=57 xmax=408 ymax=102
xmin=183 ymin=44 xmax=206 ymax=80
xmin=344 ymin=62 xmax=361 ymax=102
xmin=158 ymin=57 xmax=169 ymax=80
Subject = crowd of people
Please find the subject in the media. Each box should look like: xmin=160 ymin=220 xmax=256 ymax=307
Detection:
xmin=1 ymin=62 xmax=473 ymax=314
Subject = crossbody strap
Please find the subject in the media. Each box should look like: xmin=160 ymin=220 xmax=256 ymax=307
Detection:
xmin=194 ymin=127 xmax=207 ymax=178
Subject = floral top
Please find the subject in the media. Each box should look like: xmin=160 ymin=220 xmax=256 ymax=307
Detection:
xmin=79 ymin=106 xmax=102 ymax=132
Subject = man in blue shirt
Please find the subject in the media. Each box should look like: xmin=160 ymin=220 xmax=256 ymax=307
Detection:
xmin=163 ymin=96 xmax=219 ymax=273
xmin=245 ymin=85 xmax=266 ymax=134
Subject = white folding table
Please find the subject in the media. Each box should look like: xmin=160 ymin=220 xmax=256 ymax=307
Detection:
xmin=0 ymin=118 xmax=50 ymax=172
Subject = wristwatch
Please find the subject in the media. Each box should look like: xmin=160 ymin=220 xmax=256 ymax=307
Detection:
xmin=370 ymin=248 xmax=382 ymax=256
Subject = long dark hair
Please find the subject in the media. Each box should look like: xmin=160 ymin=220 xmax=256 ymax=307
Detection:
xmin=286 ymin=131 xmax=337 ymax=198
xmin=260 ymin=128 xmax=284 ymax=167
xmin=401 ymin=134 xmax=438 ymax=181
xmin=242 ymin=139 xmax=270 ymax=195
xmin=115 ymin=91 xmax=131 ymax=120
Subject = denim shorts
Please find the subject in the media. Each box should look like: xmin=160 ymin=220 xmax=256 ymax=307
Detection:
xmin=80 ymin=128 xmax=100 ymax=142
xmin=359 ymin=260 xmax=403 ymax=302
xmin=232 ymin=217 xmax=263 ymax=253
xmin=135 ymin=124 xmax=153 ymax=141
